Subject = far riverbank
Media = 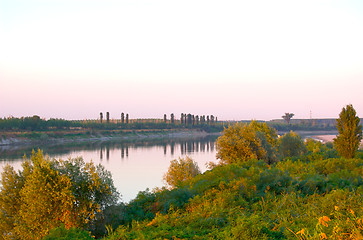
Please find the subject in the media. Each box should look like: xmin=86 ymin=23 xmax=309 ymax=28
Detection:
xmin=0 ymin=129 xmax=218 ymax=147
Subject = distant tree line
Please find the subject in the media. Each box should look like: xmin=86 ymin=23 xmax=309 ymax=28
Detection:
xmin=0 ymin=116 xmax=76 ymax=131
xmin=1 ymin=112 xmax=351 ymax=133
xmin=178 ymin=113 xmax=217 ymax=126
xmin=0 ymin=113 xmax=223 ymax=132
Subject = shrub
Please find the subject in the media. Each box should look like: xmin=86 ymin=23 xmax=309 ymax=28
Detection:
xmin=163 ymin=156 xmax=201 ymax=189
xmin=278 ymin=131 xmax=306 ymax=159
xmin=0 ymin=150 xmax=118 ymax=239
xmin=216 ymin=121 xmax=277 ymax=164
xmin=43 ymin=225 xmax=94 ymax=240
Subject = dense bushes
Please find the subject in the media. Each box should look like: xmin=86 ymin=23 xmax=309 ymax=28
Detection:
xmin=0 ymin=150 xmax=119 ymax=239
xmin=102 ymin=142 xmax=363 ymax=239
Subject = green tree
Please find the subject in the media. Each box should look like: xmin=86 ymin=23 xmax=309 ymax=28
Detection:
xmin=163 ymin=156 xmax=201 ymax=189
xmin=210 ymin=115 xmax=215 ymax=125
xmin=333 ymin=104 xmax=362 ymax=158
xmin=0 ymin=165 xmax=22 ymax=239
xmin=216 ymin=121 xmax=278 ymax=164
xmin=0 ymin=150 xmax=118 ymax=239
xmin=106 ymin=112 xmax=110 ymax=123
xmin=180 ymin=113 xmax=184 ymax=125
xmin=187 ymin=114 xmax=192 ymax=125
xmin=277 ymin=131 xmax=306 ymax=158
xmin=282 ymin=112 xmax=294 ymax=124
xmin=121 ymin=113 xmax=124 ymax=124
xmin=170 ymin=113 xmax=175 ymax=124
xmin=100 ymin=112 xmax=103 ymax=123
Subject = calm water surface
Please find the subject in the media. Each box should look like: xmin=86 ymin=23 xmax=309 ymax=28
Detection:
xmin=0 ymin=136 xmax=219 ymax=202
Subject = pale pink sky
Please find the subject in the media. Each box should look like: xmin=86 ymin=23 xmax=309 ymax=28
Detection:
xmin=1 ymin=0 xmax=363 ymax=121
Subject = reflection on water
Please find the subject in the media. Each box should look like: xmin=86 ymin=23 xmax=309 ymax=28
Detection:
xmin=96 ymin=140 xmax=215 ymax=162
xmin=0 ymin=135 xmax=219 ymax=202
xmin=0 ymin=136 xmax=218 ymax=161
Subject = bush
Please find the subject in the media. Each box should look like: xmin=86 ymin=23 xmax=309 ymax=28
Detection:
xmin=278 ymin=131 xmax=306 ymax=159
xmin=43 ymin=225 xmax=94 ymax=240
xmin=163 ymin=156 xmax=201 ymax=189
xmin=0 ymin=150 xmax=119 ymax=239
xmin=216 ymin=121 xmax=277 ymax=164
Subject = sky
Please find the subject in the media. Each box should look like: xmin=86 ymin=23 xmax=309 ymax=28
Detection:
xmin=1 ymin=0 xmax=363 ymax=121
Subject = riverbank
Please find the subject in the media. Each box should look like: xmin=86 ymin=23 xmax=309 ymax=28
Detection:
xmin=0 ymin=129 xmax=217 ymax=147
xmin=312 ymin=134 xmax=336 ymax=143
xmin=312 ymin=134 xmax=363 ymax=149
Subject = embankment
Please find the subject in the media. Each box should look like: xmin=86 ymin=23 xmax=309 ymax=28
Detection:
xmin=0 ymin=129 xmax=217 ymax=147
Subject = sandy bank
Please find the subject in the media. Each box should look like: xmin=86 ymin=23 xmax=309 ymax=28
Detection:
xmin=312 ymin=135 xmax=336 ymax=143
xmin=312 ymin=134 xmax=363 ymax=149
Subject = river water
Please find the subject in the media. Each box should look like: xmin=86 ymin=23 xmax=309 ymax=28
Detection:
xmin=0 ymin=135 xmax=219 ymax=202
xmin=0 ymin=131 xmax=339 ymax=202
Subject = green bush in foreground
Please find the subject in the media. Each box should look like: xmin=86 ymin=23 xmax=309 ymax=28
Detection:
xmin=103 ymin=151 xmax=363 ymax=239
xmin=0 ymin=150 xmax=119 ymax=240
xmin=42 ymin=225 xmax=94 ymax=240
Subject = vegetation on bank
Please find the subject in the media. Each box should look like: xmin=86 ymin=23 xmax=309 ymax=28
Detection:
xmin=0 ymin=105 xmax=362 ymax=239
xmin=99 ymin=107 xmax=362 ymax=239
xmin=0 ymin=114 xmax=223 ymax=133
xmin=0 ymin=112 xmax=350 ymax=136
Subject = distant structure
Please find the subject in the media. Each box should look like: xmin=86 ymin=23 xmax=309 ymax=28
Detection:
xmin=282 ymin=113 xmax=294 ymax=124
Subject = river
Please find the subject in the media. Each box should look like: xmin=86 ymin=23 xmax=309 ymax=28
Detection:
xmin=0 ymin=131 xmax=339 ymax=202
xmin=0 ymin=135 xmax=219 ymax=202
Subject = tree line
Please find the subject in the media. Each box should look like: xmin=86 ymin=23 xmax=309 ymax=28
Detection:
xmin=0 ymin=113 xmax=221 ymax=132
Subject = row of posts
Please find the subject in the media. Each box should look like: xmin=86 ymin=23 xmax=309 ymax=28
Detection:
xmin=99 ymin=112 xmax=217 ymax=125
xmin=164 ymin=113 xmax=217 ymax=125
xmin=99 ymin=112 xmax=129 ymax=124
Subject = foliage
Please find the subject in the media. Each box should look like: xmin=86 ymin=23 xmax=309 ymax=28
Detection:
xmin=0 ymin=113 xmax=225 ymax=133
xmin=334 ymin=104 xmax=362 ymax=158
xmin=42 ymin=225 xmax=94 ymax=240
xmin=103 ymin=141 xmax=362 ymax=240
xmin=0 ymin=150 xmax=118 ymax=240
xmin=163 ymin=156 xmax=201 ymax=189
xmin=216 ymin=121 xmax=278 ymax=164
xmin=278 ymin=131 xmax=306 ymax=158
